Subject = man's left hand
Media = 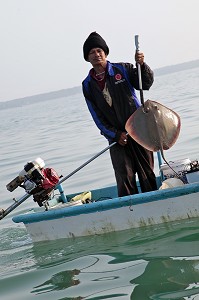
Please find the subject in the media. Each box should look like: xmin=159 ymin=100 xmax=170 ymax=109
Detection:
xmin=135 ymin=51 xmax=144 ymax=65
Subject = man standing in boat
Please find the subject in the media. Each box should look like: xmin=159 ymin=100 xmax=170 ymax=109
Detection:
xmin=82 ymin=32 xmax=157 ymax=197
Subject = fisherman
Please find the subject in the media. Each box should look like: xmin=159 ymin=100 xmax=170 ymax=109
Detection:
xmin=82 ymin=32 xmax=157 ymax=197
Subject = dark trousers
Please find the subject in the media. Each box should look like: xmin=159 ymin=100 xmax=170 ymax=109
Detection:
xmin=110 ymin=138 xmax=157 ymax=197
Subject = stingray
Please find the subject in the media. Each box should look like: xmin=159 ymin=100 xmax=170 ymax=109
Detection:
xmin=125 ymin=99 xmax=182 ymax=180
xmin=125 ymin=99 xmax=182 ymax=179
xmin=125 ymin=99 xmax=181 ymax=158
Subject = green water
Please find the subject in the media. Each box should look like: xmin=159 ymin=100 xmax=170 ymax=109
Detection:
xmin=1 ymin=218 xmax=199 ymax=299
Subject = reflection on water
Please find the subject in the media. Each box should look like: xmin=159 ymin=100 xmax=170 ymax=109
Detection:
xmin=30 ymin=253 xmax=199 ymax=299
xmin=132 ymin=257 xmax=199 ymax=299
xmin=0 ymin=214 xmax=199 ymax=299
xmin=32 ymin=255 xmax=146 ymax=299
xmin=0 ymin=212 xmax=199 ymax=299
xmin=25 ymin=218 xmax=199 ymax=299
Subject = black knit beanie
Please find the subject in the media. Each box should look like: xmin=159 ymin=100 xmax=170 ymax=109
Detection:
xmin=83 ymin=32 xmax=109 ymax=61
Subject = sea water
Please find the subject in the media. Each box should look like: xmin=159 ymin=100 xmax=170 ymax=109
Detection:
xmin=0 ymin=67 xmax=198 ymax=299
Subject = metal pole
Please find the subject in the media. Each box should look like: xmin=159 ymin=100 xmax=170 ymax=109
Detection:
xmin=58 ymin=141 xmax=117 ymax=185
xmin=0 ymin=141 xmax=117 ymax=220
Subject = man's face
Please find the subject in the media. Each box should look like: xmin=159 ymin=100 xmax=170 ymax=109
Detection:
xmin=88 ymin=48 xmax=107 ymax=67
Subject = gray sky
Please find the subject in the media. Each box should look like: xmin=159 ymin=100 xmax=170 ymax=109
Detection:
xmin=0 ymin=0 xmax=198 ymax=102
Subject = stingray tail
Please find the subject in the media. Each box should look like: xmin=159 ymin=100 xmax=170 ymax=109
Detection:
xmin=160 ymin=149 xmax=187 ymax=184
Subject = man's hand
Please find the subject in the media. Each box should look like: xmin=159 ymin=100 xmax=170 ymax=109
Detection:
xmin=135 ymin=51 xmax=144 ymax=65
xmin=118 ymin=132 xmax=128 ymax=146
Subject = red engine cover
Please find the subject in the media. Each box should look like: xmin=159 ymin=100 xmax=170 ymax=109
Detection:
xmin=41 ymin=168 xmax=60 ymax=190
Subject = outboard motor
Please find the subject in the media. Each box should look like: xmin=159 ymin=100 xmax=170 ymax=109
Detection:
xmin=6 ymin=158 xmax=60 ymax=206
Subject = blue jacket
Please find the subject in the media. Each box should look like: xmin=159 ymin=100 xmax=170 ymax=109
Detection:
xmin=82 ymin=61 xmax=154 ymax=142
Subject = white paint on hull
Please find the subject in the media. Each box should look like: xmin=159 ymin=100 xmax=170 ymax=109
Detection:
xmin=25 ymin=192 xmax=199 ymax=242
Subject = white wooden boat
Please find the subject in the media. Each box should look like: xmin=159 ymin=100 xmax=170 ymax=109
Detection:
xmin=1 ymin=142 xmax=199 ymax=243
xmin=12 ymin=162 xmax=199 ymax=242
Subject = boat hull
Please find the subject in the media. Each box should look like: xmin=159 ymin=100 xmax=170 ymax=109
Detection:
xmin=13 ymin=182 xmax=199 ymax=242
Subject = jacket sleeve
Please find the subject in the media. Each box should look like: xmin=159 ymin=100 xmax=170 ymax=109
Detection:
xmin=125 ymin=62 xmax=154 ymax=90
xmin=85 ymin=96 xmax=121 ymax=142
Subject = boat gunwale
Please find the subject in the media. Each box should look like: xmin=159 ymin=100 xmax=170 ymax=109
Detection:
xmin=12 ymin=182 xmax=199 ymax=224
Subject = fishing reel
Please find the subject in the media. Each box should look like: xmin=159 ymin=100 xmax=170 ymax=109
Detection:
xmin=6 ymin=158 xmax=60 ymax=206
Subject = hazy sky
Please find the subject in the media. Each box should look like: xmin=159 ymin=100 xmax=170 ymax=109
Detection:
xmin=0 ymin=0 xmax=198 ymax=102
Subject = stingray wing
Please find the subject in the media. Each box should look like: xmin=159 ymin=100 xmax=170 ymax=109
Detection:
xmin=125 ymin=100 xmax=181 ymax=152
